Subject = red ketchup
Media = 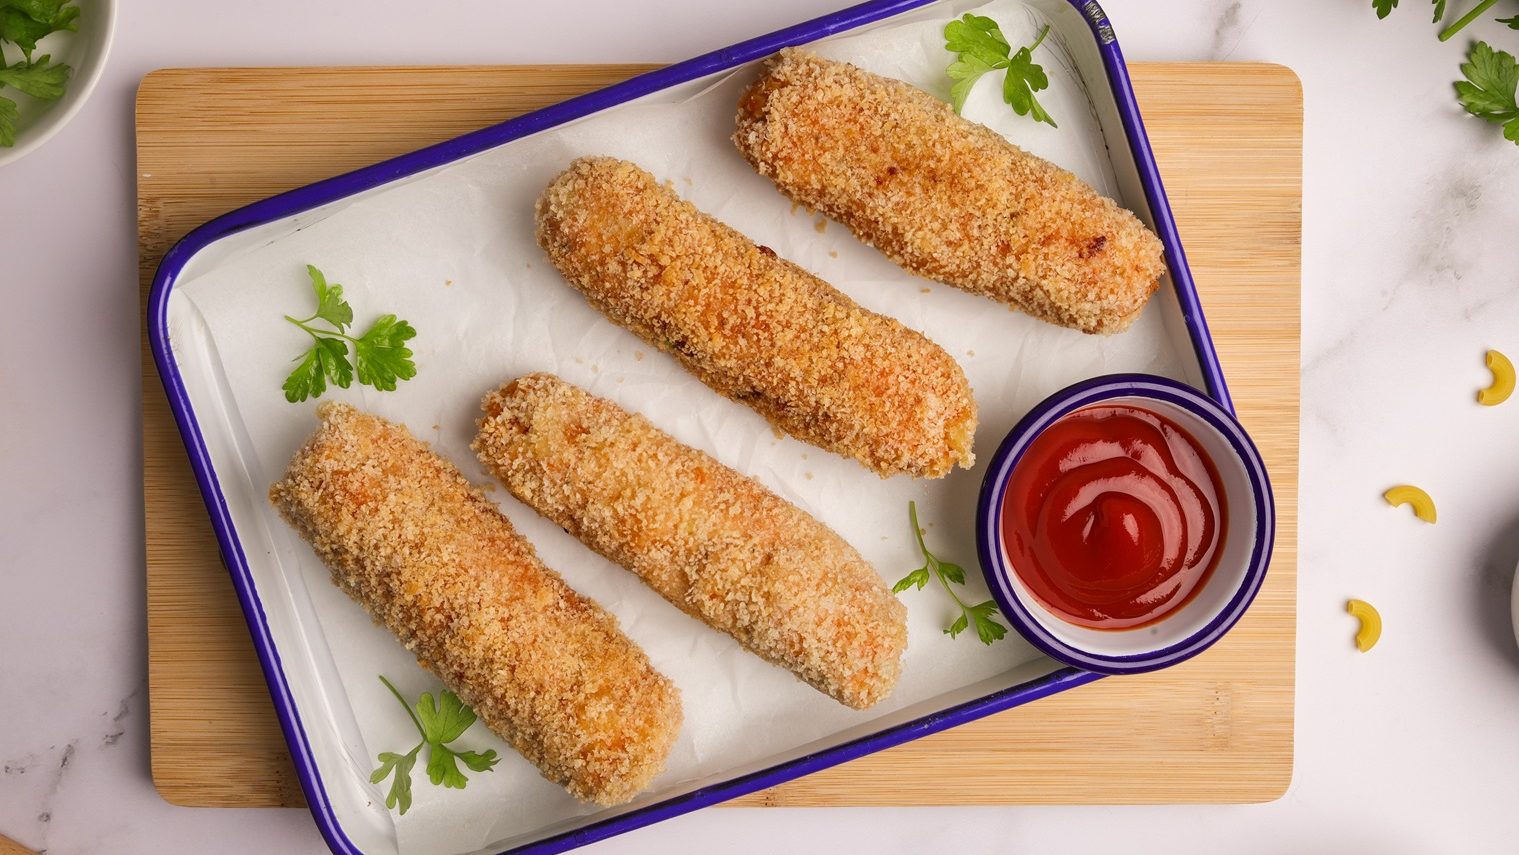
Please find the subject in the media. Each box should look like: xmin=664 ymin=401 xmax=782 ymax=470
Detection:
xmin=1002 ymin=404 xmax=1226 ymax=630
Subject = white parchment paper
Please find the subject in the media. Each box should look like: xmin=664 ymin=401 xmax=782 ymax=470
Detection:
xmin=165 ymin=2 xmax=1198 ymax=852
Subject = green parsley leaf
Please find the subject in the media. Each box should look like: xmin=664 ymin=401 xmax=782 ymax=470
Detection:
xmin=1373 ymin=0 xmax=1398 ymax=18
xmin=1454 ymin=40 xmax=1519 ymax=145
xmin=305 ymin=264 xmax=353 ymax=330
xmin=0 ymin=0 xmax=77 ymax=58
xmin=947 ymin=53 xmax=997 ymax=115
xmin=282 ymin=265 xmax=418 ymax=401
xmin=373 ymin=676 xmax=498 ymax=815
xmin=891 ymin=566 xmax=930 ymax=594
xmin=315 ymin=336 xmax=352 ymax=388
xmin=371 ymin=749 xmax=419 ymax=815
xmin=1 ymin=0 xmax=74 ymax=25
xmin=1500 ymin=14 xmax=1519 ymax=30
xmin=936 ymin=558 xmax=967 ymax=586
xmin=415 ymin=690 xmax=478 ymax=745
xmin=424 ymin=744 xmax=501 ymax=789
xmin=1003 ymin=27 xmax=1056 ymax=127
xmin=892 ymin=502 xmax=1008 ymax=646
xmin=455 ymin=749 xmax=501 ymax=773
xmin=0 ymin=55 xmax=68 ymax=99
xmin=282 ymin=347 xmax=323 ymax=403
xmin=426 ymin=746 xmax=469 ymax=789
xmin=371 ymin=751 xmax=404 ymax=785
xmin=1431 ymin=0 xmax=1446 ymax=22
xmin=968 ymin=601 xmax=1010 ymax=644
xmin=944 ymin=14 xmax=1010 ymax=68
xmin=0 ymin=95 xmax=16 ymax=147
xmin=283 ymin=338 xmax=351 ymax=403
xmin=353 ymin=315 xmax=418 ymax=392
xmin=942 ymin=15 xmax=1056 ymax=126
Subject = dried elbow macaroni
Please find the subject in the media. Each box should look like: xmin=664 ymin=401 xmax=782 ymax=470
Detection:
xmin=1383 ymin=485 xmax=1436 ymax=524
xmin=1479 ymin=349 xmax=1514 ymax=406
xmin=1346 ymin=599 xmax=1381 ymax=652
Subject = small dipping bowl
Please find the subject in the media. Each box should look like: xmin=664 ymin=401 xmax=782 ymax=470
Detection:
xmin=977 ymin=374 xmax=1274 ymax=675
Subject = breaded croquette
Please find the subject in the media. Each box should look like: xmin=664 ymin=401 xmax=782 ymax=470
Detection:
xmin=534 ymin=156 xmax=976 ymax=479
xmin=734 ymin=49 xmax=1166 ymax=335
xmin=269 ymin=403 xmax=681 ymax=806
xmin=473 ymin=374 xmax=908 ymax=710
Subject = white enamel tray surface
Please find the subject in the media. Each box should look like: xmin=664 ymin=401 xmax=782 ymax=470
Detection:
xmin=161 ymin=0 xmax=1204 ymax=852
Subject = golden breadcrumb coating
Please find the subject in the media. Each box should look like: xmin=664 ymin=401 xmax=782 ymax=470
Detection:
xmin=734 ymin=49 xmax=1167 ymax=335
xmin=473 ymin=374 xmax=908 ymax=710
xmin=268 ymin=403 xmax=681 ymax=806
xmin=534 ymin=156 xmax=976 ymax=479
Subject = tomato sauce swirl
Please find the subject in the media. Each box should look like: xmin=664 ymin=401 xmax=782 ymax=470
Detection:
xmin=1002 ymin=404 xmax=1226 ymax=630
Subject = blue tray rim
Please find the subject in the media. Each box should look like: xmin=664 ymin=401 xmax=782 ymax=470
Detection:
xmin=144 ymin=0 xmax=1235 ymax=852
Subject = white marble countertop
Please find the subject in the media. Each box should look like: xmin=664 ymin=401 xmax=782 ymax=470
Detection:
xmin=4 ymin=0 xmax=1518 ymax=851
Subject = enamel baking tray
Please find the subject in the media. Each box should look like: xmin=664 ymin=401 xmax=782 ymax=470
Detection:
xmin=147 ymin=1 xmax=1261 ymax=853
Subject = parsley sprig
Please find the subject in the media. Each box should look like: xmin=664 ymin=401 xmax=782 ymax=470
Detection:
xmin=371 ymin=676 xmax=500 ymax=816
xmin=1381 ymin=0 xmax=1517 ymax=40
xmin=893 ymin=502 xmax=1008 ymax=645
xmin=1455 ymin=40 xmax=1519 ymax=143
xmin=0 ymin=0 xmax=78 ymax=147
xmin=1437 ymin=0 xmax=1503 ymax=40
xmin=282 ymin=265 xmax=418 ymax=402
xmin=944 ymin=15 xmax=1056 ymax=127
xmin=1374 ymin=2 xmax=1519 ymax=145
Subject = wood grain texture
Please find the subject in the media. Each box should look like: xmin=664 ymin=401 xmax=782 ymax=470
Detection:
xmin=0 ymin=833 xmax=39 ymax=855
xmin=138 ymin=62 xmax=1300 ymax=809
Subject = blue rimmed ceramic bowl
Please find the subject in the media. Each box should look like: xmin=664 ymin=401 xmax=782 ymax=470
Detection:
xmin=976 ymin=374 xmax=1274 ymax=675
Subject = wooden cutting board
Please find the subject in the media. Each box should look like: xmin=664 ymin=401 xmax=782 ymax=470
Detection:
xmin=138 ymin=62 xmax=1301 ymax=808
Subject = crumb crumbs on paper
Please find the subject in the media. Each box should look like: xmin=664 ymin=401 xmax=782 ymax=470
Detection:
xmin=444 ymin=280 xmax=453 ymax=287
xmin=967 ymin=349 xmax=975 ymax=357
xmin=790 ymin=201 xmax=800 ymax=215
xmin=828 ymin=250 xmax=838 ymax=258
xmin=771 ymin=427 xmax=786 ymax=440
xmin=813 ymin=217 xmax=827 ymax=233
xmin=805 ymin=472 xmax=814 ymax=480
xmin=633 ymin=351 xmax=645 ymax=362
xmin=920 ymin=287 xmax=932 ymax=294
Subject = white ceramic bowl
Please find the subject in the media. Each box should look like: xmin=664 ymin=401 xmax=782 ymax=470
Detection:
xmin=977 ymin=374 xmax=1275 ymax=675
xmin=0 ymin=0 xmax=115 ymax=167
